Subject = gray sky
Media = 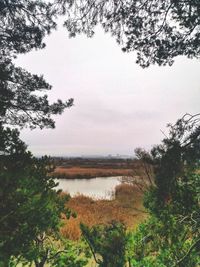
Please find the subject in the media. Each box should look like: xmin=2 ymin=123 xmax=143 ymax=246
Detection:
xmin=16 ymin=26 xmax=200 ymax=157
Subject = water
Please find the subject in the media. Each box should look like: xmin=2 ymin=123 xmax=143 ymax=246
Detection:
xmin=56 ymin=176 xmax=122 ymax=199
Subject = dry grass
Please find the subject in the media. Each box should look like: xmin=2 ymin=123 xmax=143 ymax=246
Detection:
xmin=54 ymin=167 xmax=133 ymax=179
xmin=115 ymin=183 xmax=144 ymax=209
xmin=60 ymin=183 xmax=147 ymax=240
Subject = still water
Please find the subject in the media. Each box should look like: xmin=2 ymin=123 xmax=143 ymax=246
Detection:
xmin=56 ymin=176 xmax=122 ymax=199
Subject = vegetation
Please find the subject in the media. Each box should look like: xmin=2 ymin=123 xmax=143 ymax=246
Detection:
xmin=54 ymin=166 xmax=133 ymax=179
xmin=0 ymin=125 xmax=73 ymax=265
xmin=0 ymin=0 xmax=73 ymax=129
xmin=0 ymin=1 xmax=73 ymax=265
xmin=127 ymin=114 xmax=200 ymax=266
xmin=61 ymin=0 xmax=200 ymax=67
xmin=81 ymin=222 xmax=128 ymax=267
xmin=0 ymin=1 xmax=200 ymax=266
xmin=53 ymin=157 xmax=135 ymax=169
xmin=53 ymin=157 xmax=136 ymax=179
xmin=2 ymin=114 xmax=198 ymax=266
xmin=75 ymin=115 xmax=200 ymax=266
xmin=61 ymin=184 xmax=146 ymax=241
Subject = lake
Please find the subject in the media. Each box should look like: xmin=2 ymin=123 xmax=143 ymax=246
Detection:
xmin=56 ymin=176 xmax=122 ymax=199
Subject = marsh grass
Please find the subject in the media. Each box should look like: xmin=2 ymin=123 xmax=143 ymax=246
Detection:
xmin=60 ymin=183 xmax=147 ymax=240
xmin=54 ymin=166 xmax=133 ymax=179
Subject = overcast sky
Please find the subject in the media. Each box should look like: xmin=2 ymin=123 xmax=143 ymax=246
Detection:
xmin=15 ymin=25 xmax=200 ymax=157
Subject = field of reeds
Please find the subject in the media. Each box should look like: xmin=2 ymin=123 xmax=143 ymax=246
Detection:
xmin=60 ymin=183 xmax=147 ymax=241
xmin=52 ymin=157 xmax=141 ymax=179
xmin=54 ymin=166 xmax=133 ymax=179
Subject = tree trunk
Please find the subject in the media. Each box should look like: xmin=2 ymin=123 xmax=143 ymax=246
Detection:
xmin=35 ymin=261 xmax=45 ymax=267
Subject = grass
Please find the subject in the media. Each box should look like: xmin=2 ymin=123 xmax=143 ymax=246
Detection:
xmin=54 ymin=166 xmax=133 ymax=179
xmin=60 ymin=183 xmax=147 ymax=241
xmin=13 ymin=183 xmax=147 ymax=267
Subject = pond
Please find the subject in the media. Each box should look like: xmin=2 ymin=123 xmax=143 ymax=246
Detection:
xmin=56 ymin=176 xmax=122 ymax=199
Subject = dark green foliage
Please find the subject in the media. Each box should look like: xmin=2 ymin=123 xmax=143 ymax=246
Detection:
xmin=132 ymin=114 xmax=200 ymax=266
xmin=0 ymin=125 xmax=70 ymax=263
xmin=51 ymin=239 xmax=89 ymax=267
xmin=145 ymin=114 xmax=200 ymax=215
xmin=0 ymin=1 xmax=74 ymax=264
xmin=60 ymin=0 xmax=200 ymax=67
xmin=128 ymin=215 xmax=200 ymax=267
xmin=1 ymin=1 xmax=199 ymax=265
xmin=17 ymin=233 xmax=89 ymax=267
xmin=81 ymin=222 xmax=127 ymax=267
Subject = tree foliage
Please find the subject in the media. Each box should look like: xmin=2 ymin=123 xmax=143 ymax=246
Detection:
xmin=0 ymin=1 xmax=74 ymax=264
xmin=0 ymin=57 xmax=73 ymax=129
xmin=81 ymin=222 xmax=127 ymax=267
xmin=145 ymin=113 xmax=200 ymax=211
xmin=0 ymin=0 xmax=56 ymax=56
xmin=15 ymin=233 xmax=89 ymax=267
xmin=130 ymin=114 xmax=200 ymax=266
xmin=128 ymin=214 xmax=200 ymax=267
xmin=0 ymin=126 xmax=71 ymax=264
xmin=1 ymin=1 xmax=200 ymax=266
xmin=121 ymin=147 xmax=155 ymax=193
xmin=60 ymin=0 xmax=200 ymax=67
xmin=0 ymin=0 xmax=73 ymax=129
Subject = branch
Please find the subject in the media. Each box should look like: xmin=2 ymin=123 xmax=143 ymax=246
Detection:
xmin=173 ymin=238 xmax=200 ymax=266
xmin=153 ymin=2 xmax=174 ymax=37
xmin=82 ymin=234 xmax=102 ymax=265
xmin=48 ymin=249 xmax=67 ymax=260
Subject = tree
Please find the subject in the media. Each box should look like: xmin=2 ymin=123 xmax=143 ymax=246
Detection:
xmin=15 ymin=232 xmax=89 ymax=267
xmin=0 ymin=57 xmax=73 ymax=129
xmin=121 ymin=147 xmax=155 ymax=193
xmin=0 ymin=0 xmax=73 ymax=129
xmin=0 ymin=2 xmax=75 ymax=264
xmin=81 ymin=222 xmax=128 ymax=267
xmin=128 ymin=114 xmax=200 ymax=266
xmin=0 ymin=126 xmax=72 ymax=265
xmin=60 ymin=0 xmax=200 ymax=67
xmin=145 ymin=113 xmax=200 ymax=211
xmin=0 ymin=0 xmax=56 ymax=56
xmin=128 ymin=214 xmax=200 ymax=267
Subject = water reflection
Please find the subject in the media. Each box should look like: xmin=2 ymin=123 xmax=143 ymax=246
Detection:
xmin=56 ymin=176 xmax=122 ymax=199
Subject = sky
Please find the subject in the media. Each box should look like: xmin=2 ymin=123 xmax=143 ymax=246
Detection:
xmin=15 ymin=25 xmax=200 ymax=157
